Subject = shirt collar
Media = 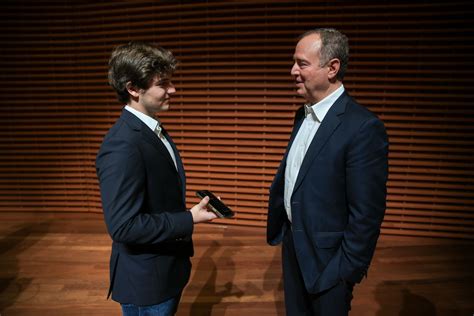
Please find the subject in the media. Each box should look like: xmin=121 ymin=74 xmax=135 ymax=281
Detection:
xmin=304 ymin=85 xmax=345 ymax=122
xmin=125 ymin=105 xmax=161 ymax=132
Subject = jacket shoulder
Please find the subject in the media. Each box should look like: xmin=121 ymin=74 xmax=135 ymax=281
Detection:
xmin=346 ymin=96 xmax=379 ymax=117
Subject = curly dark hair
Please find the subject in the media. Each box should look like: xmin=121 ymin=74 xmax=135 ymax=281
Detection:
xmin=108 ymin=42 xmax=177 ymax=103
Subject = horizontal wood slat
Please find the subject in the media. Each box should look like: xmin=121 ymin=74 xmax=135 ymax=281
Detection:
xmin=0 ymin=0 xmax=473 ymax=239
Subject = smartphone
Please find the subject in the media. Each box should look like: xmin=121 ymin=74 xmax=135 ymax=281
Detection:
xmin=196 ymin=190 xmax=235 ymax=218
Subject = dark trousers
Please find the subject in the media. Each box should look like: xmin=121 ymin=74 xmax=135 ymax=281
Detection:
xmin=282 ymin=227 xmax=354 ymax=316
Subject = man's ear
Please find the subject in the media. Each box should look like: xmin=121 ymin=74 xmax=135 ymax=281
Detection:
xmin=126 ymin=81 xmax=141 ymax=99
xmin=327 ymin=58 xmax=341 ymax=81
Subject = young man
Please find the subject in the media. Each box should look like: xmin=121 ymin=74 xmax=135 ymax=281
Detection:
xmin=267 ymin=28 xmax=389 ymax=315
xmin=96 ymin=42 xmax=217 ymax=316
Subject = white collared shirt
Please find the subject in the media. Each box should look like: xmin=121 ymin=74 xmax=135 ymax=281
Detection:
xmin=125 ymin=105 xmax=178 ymax=169
xmin=284 ymin=85 xmax=345 ymax=222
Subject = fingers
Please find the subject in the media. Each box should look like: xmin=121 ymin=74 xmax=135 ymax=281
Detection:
xmin=199 ymin=196 xmax=210 ymax=208
xmin=205 ymin=210 xmax=218 ymax=221
xmin=189 ymin=196 xmax=214 ymax=223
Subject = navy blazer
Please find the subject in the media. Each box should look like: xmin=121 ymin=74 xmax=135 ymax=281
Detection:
xmin=96 ymin=109 xmax=194 ymax=306
xmin=267 ymin=92 xmax=389 ymax=294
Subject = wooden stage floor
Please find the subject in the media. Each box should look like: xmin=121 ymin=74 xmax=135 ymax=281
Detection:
xmin=0 ymin=212 xmax=473 ymax=316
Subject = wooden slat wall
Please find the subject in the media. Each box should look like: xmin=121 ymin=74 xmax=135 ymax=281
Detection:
xmin=0 ymin=1 xmax=473 ymax=239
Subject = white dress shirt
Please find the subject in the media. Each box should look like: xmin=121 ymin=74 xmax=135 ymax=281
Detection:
xmin=284 ymin=85 xmax=345 ymax=222
xmin=125 ymin=105 xmax=178 ymax=170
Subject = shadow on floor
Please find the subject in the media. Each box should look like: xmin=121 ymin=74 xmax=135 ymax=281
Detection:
xmin=375 ymin=281 xmax=437 ymax=316
xmin=0 ymin=222 xmax=50 ymax=312
xmin=262 ymin=245 xmax=284 ymax=316
xmin=189 ymin=240 xmax=244 ymax=316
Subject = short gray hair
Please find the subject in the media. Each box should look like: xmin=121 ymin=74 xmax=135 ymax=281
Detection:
xmin=299 ymin=28 xmax=349 ymax=80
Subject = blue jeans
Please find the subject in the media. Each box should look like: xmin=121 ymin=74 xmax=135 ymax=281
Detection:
xmin=121 ymin=295 xmax=181 ymax=316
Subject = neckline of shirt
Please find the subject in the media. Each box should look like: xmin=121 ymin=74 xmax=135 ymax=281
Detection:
xmin=305 ymin=84 xmax=345 ymax=122
xmin=124 ymin=105 xmax=162 ymax=132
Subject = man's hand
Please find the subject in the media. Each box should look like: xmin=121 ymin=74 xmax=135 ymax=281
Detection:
xmin=189 ymin=196 xmax=218 ymax=223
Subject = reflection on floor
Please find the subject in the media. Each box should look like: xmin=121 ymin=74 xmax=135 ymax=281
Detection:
xmin=0 ymin=212 xmax=473 ymax=316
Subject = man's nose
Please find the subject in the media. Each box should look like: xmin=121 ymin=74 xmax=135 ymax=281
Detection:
xmin=290 ymin=63 xmax=299 ymax=76
xmin=167 ymin=84 xmax=176 ymax=94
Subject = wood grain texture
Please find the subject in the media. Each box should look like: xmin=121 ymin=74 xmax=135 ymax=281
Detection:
xmin=0 ymin=212 xmax=473 ymax=315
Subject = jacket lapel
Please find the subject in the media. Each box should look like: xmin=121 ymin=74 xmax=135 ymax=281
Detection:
xmin=273 ymin=107 xmax=305 ymax=185
xmin=292 ymin=92 xmax=349 ymax=194
xmin=162 ymin=127 xmax=186 ymax=198
xmin=276 ymin=107 xmax=304 ymax=176
xmin=120 ymin=109 xmax=182 ymax=177
xmin=285 ymin=107 xmax=306 ymax=162
xmin=141 ymin=127 xmax=179 ymax=170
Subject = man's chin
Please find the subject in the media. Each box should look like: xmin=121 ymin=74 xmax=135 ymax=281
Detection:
xmin=156 ymin=105 xmax=170 ymax=112
xmin=295 ymin=89 xmax=306 ymax=98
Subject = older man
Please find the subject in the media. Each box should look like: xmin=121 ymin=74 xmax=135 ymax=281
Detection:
xmin=267 ymin=28 xmax=389 ymax=315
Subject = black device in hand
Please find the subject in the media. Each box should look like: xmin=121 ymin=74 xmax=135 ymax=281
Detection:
xmin=196 ymin=190 xmax=235 ymax=218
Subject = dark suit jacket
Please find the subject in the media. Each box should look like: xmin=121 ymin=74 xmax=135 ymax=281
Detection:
xmin=267 ymin=91 xmax=389 ymax=294
xmin=96 ymin=109 xmax=194 ymax=306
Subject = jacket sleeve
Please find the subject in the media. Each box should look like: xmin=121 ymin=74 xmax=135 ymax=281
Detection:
xmin=96 ymin=137 xmax=194 ymax=245
xmin=339 ymin=116 xmax=389 ymax=283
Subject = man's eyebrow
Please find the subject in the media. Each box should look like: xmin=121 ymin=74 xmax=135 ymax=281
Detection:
xmin=157 ymin=78 xmax=171 ymax=85
xmin=294 ymin=57 xmax=308 ymax=63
